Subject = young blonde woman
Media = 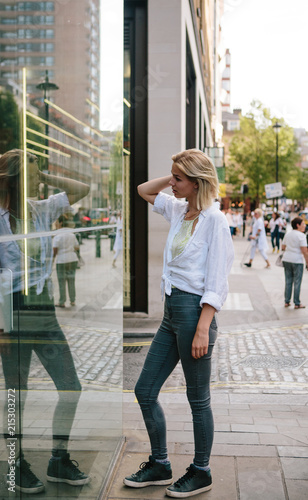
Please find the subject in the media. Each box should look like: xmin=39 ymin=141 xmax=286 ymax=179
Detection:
xmin=123 ymin=149 xmax=234 ymax=497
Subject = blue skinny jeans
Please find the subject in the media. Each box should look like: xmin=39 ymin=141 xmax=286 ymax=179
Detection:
xmin=135 ymin=288 xmax=217 ymax=467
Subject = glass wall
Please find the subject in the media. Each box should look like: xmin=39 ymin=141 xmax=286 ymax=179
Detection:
xmin=0 ymin=1 xmax=123 ymax=498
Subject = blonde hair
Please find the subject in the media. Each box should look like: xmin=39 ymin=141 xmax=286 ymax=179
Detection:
xmin=0 ymin=149 xmax=37 ymax=208
xmin=171 ymin=149 xmax=219 ymax=210
xmin=254 ymin=208 xmax=263 ymax=217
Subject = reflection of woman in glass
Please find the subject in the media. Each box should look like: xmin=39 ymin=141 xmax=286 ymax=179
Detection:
xmin=0 ymin=150 xmax=90 ymax=494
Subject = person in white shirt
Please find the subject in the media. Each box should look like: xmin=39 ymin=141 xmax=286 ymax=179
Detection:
xmin=234 ymin=211 xmax=243 ymax=235
xmin=123 ymin=149 xmax=234 ymax=498
xmin=225 ymin=208 xmax=236 ymax=237
xmin=281 ymin=217 xmax=308 ymax=308
xmin=269 ymin=212 xmax=282 ymax=252
xmin=244 ymin=208 xmax=270 ymax=268
xmin=112 ymin=212 xmax=123 ymax=268
xmin=53 ymin=215 xmax=79 ymax=307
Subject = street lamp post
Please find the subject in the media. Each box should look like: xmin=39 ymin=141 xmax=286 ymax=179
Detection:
xmin=273 ymin=121 xmax=282 ymax=210
xmin=36 ymin=70 xmax=59 ymax=198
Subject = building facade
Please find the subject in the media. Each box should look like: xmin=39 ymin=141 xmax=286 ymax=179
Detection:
xmin=0 ymin=0 xmax=100 ymax=127
xmin=124 ymin=0 xmax=224 ymax=314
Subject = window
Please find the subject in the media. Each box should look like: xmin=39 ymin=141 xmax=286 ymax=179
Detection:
xmin=1 ymin=18 xmax=17 ymax=25
xmin=18 ymin=2 xmax=55 ymax=11
xmin=18 ymin=28 xmax=54 ymax=39
xmin=1 ymin=58 xmax=17 ymax=65
xmin=18 ymin=15 xmax=54 ymax=25
xmin=0 ymin=44 xmax=17 ymax=51
xmin=0 ymin=31 xmax=17 ymax=38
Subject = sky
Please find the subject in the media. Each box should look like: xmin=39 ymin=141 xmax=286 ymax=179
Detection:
xmin=99 ymin=0 xmax=308 ymax=132
xmin=221 ymin=0 xmax=308 ymax=130
xmin=100 ymin=0 xmax=123 ymax=131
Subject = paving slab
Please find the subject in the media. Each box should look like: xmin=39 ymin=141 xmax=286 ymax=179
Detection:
xmin=285 ymin=479 xmax=308 ymax=500
xmin=236 ymin=457 xmax=286 ymax=500
xmin=280 ymin=457 xmax=308 ymax=480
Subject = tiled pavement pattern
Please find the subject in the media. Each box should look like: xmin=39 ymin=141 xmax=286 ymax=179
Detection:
xmin=1 ymin=322 xmax=306 ymax=395
xmin=213 ymin=324 xmax=308 ymax=391
xmin=0 ymin=326 xmax=122 ymax=391
xmin=124 ymin=323 xmax=308 ymax=393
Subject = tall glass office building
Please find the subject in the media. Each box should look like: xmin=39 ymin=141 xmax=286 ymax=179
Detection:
xmin=0 ymin=1 xmax=123 ymax=498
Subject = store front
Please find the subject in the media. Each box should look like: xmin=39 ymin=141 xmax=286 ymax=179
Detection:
xmin=0 ymin=1 xmax=123 ymax=498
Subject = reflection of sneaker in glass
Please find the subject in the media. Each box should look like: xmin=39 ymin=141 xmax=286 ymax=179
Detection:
xmin=124 ymin=455 xmax=173 ymax=488
xmin=47 ymin=453 xmax=90 ymax=486
xmin=166 ymin=464 xmax=212 ymax=498
xmin=13 ymin=457 xmax=45 ymax=494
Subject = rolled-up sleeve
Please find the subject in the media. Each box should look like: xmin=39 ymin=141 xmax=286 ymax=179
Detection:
xmin=200 ymin=215 xmax=234 ymax=311
xmin=153 ymin=192 xmax=186 ymax=224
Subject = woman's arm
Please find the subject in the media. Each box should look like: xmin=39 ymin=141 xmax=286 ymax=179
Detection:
xmin=39 ymin=171 xmax=90 ymax=205
xmin=191 ymin=304 xmax=216 ymax=359
xmin=300 ymin=246 xmax=308 ymax=267
xmin=137 ymin=176 xmax=172 ymax=205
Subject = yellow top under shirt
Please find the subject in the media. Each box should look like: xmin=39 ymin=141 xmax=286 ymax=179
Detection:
xmin=171 ymin=217 xmax=199 ymax=260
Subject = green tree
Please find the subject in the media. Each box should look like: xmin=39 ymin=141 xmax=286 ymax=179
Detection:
xmin=0 ymin=91 xmax=20 ymax=153
xmin=0 ymin=90 xmax=44 ymax=155
xmin=227 ymin=101 xmax=300 ymax=206
xmin=285 ymin=167 xmax=308 ymax=208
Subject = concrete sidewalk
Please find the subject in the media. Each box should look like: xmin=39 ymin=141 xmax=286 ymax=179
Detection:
xmin=105 ymin=391 xmax=308 ymax=500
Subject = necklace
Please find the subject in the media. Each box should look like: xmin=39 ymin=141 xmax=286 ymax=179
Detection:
xmin=184 ymin=209 xmax=201 ymax=221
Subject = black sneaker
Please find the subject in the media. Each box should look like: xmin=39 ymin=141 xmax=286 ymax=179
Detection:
xmin=166 ymin=464 xmax=212 ymax=498
xmin=47 ymin=453 xmax=90 ymax=486
xmin=12 ymin=457 xmax=45 ymax=494
xmin=244 ymin=263 xmax=251 ymax=267
xmin=123 ymin=455 xmax=173 ymax=488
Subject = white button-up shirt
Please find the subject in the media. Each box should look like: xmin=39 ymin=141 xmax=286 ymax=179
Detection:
xmin=153 ymin=192 xmax=234 ymax=311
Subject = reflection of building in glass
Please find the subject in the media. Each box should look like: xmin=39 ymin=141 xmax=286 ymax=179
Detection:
xmin=0 ymin=0 xmax=100 ymax=127
xmin=124 ymin=0 xmax=225 ymax=312
xmin=0 ymin=0 xmax=109 ymax=210
xmin=221 ymin=48 xmax=231 ymax=112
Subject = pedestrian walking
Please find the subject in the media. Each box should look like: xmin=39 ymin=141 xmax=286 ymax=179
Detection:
xmin=0 ymin=149 xmax=90 ymax=494
xmin=234 ymin=210 xmax=243 ymax=236
xmin=279 ymin=216 xmax=287 ymax=243
xmin=123 ymin=149 xmax=234 ymax=497
xmin=244 ymin=208 xmax=270 ymax=268
xmin=225 ymin=207 xmax=236 ymax=237
xmin=281 ymin=216 xmax=308 ymax=309
xmin=53 ymin=215 xmax=79 ymax=307
xmin=269 ymin=212 xmax=282 ymax=253
xmin=112 ymin=211 xmax=123 ymax=268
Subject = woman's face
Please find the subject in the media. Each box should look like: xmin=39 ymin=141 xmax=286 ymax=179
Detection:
xmin=296 ymin=220 xmax=306 ymax=232
xmin=26 ymin=158 xmax=40 ymax=197
xmin=169 ymin=163 xmax=197 ymax=201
